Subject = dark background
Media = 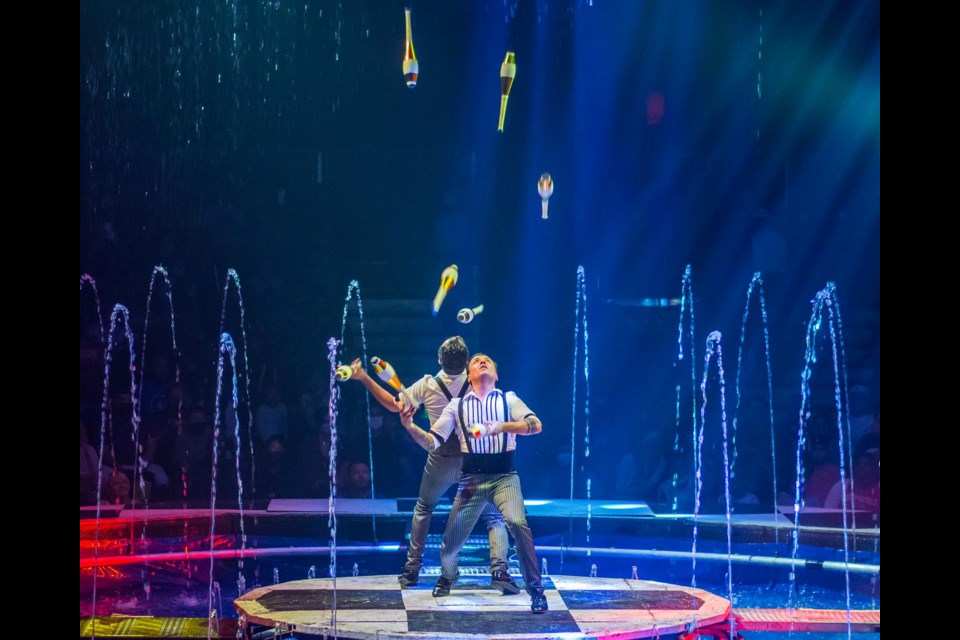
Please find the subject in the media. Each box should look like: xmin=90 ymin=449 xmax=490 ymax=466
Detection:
xmin=80 ymin=0 xmax=880 ymax=504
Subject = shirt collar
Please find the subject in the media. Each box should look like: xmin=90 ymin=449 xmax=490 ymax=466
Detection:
xmin=463 ymin=387 xmax=502 ymax=402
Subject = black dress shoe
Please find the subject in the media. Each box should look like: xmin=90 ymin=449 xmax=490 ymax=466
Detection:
xmin=490 ymin=569 xmax=522 ymax=595
xmin=398 ymin=568 xmax=419 ymax=587
xmin=530 ymin=589 xmax=548 ymax=613
xmin=432 ymin=575 xmax=457 ymax=597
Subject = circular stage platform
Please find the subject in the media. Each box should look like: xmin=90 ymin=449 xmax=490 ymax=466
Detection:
xmin=234 ymin=573 xmax=730 ymax=639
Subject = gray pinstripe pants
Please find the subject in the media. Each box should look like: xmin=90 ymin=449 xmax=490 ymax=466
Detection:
xmin=440 ymin=471 xmax=543 ymax=592
xmin=404 ymin=452 xmax=509 ymax=574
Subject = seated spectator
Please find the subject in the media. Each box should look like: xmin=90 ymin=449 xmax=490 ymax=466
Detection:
xmin=338 ymin=460 xmax=372 ymax=499
xmin=104 ymin=470 xmax=132 ymax=506
xmin=102 ymin=470 xmax=146 ymax=507
xmin=257 ymin=436 xmax=297 ymax=499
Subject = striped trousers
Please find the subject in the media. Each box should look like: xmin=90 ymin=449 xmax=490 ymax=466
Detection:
xmin=440 ymin=471 xmax=542 ymax=592
xmin=405 ymin=452 xmax=508 ymax=574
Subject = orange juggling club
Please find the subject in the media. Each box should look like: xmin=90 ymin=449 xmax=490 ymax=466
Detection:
xmin=498 ymin=51 xmax=516 ymax=132
xmin=402 ymin=8 xmax=418 ymax=88
xmin=371 ymin=357 xmax=416 ymax=406
xmin=432 ymin=264 xmax=458 ymax=316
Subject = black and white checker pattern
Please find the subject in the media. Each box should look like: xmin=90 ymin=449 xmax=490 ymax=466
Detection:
xmin=235 ymin=574 xmax=730 ymax=639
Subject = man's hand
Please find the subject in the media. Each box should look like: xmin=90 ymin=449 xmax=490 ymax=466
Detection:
xmin=350 ymin=358 xmax=370 ymax=381
xmin=471 ymin=421 xmax=503 ymax=438
xmin=399 ymin=403 xmax=417 ymax=428
xmin=399 ymin=403 xmax=437 ymax=452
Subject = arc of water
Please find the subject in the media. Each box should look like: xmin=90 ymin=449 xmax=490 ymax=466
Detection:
xmin=673 ymin=265 xmax=696 ymax=513
xmin=91 ymin=304 xmax=139 ymax=639
xmin=690 ymin=329 xmax=707 ymax=588
xmin=220 ymin=268 xmax=249 ymax=576
xmin=131 ymin=265 xmax=185 ymax=550
xmin=139 ymin=266 xmax=185 ymax=500
xmin=789 ymin=288 xmax=854 ymax=638
xmin=568 ymin=266 xmax=590 ymax=556
xmin=822 ymin=292 xmax=854 ymax=638
xmin=698 ymin=331 xmax=736 ymax=637
xmin=80 ymin=274 xmax=105 ymax=345
xmin=229 ymin=361 xmax=249 ymax=582
xmin=325 ymin=337 xmax=340 ymax=636
xmin=219 ymin=269 xmax=256 ymax=503
xmin=120 ymin=309 xmax=148 ymax=514
xmin=339 ymin=280 xmax=376 ymax=540
xmin=788 ymin=295 xmax=823 ymax=618
xmin=207 ymin=332 xmax=240 ymax=640
xmin=80 ymin=274 xmax=105 ymax=635
xmin=734 ymin=273 xmax=780 ymax=547
xmin=583 ymin=273 xmax=592 ymax=550
xmin=826 ymin=282 xmax=859 ymax=548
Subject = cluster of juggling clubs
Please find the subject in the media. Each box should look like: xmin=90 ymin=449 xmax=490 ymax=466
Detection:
xmin=336 ymin=12 xmax=558 ymax=386
xmin=401 ymin=9 xmax=556 ymax=220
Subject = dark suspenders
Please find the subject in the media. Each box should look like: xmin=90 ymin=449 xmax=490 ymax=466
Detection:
xmin=457 ymin=390 xmax=510 ymax=453
xmin=434 ymin=375 xmax=469 ymax=402
xmin=457 ymin=398 xmax=473 ymax=446
xmin=435 ymin=375 xmax=471 ymax=449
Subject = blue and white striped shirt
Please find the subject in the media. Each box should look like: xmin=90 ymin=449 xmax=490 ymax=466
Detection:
xmin=430 ymin=388 xmax=536 ymax=455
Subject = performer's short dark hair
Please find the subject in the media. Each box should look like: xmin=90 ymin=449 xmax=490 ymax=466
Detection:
xmin=439 ymin=336 xmax=469 ymax=374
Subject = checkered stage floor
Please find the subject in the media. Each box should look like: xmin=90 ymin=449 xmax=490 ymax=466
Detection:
xmin=234 ymin=573 xmax=730 ymax=639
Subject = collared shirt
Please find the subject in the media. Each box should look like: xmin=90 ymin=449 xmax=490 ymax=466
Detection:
xmin=404 ymin=370 xmax=468 ymax=456
xmin=430 ymin=387 xmax=536 ymax=455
